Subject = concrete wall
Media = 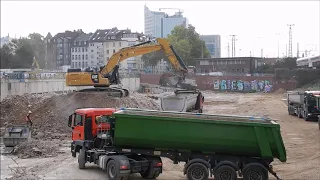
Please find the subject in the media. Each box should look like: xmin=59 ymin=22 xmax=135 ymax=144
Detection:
xmin=1 ymin=77 xmax=140 ymax=101
xmin=140 ymin=74 xmax=297 ymax=92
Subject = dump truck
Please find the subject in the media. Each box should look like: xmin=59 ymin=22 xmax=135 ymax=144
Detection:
xmin=160 ymin=89 xmax=204 ymax=113
xmin=287 ymin=91 xmax=320 ymax=120
xmin=69 ymin=108 xmax=286 ymax=180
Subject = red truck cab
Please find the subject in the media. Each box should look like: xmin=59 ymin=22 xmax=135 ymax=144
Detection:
xmin=68 ymin=108 xmax=116 ymax=142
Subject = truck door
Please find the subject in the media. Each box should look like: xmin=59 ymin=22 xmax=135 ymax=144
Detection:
xmin=73 ymin=113 xmax=84 ymax=140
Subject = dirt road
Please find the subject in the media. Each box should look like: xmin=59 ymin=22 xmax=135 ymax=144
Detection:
xmin=1 ymin=92 xmax=319 ymax=180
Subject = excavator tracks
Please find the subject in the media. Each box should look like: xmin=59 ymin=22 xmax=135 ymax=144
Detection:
xmin=78 ymin=87 xmax=129 ymax=98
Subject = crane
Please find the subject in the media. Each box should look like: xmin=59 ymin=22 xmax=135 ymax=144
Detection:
xmin=159 ymin=8 xmax=184 ymax=16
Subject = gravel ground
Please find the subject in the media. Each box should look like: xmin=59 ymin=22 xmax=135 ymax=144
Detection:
xmin=1 ymin=91 xmax=319 ymax=180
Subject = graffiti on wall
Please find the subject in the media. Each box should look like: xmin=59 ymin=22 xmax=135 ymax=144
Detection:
xmin=212 ymin=79 xmax=273 ymax=92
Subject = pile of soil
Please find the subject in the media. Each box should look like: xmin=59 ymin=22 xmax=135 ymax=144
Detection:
xmin=274 ymin=88 xmax=286 ymax=94
xmin=0 ymin=92 xmax=159 ymax=140
xmin=12 ymin=140 xmax=62 ymax=159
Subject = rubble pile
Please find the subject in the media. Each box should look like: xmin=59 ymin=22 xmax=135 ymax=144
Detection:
xmin=0 ymin=92 xmax=159 ymax=140
xmin=12 ymin=140 xmax=61 ymax=158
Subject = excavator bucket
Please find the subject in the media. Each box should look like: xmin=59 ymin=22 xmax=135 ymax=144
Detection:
xmin=3 ymin=125 xmax=31 ymax=147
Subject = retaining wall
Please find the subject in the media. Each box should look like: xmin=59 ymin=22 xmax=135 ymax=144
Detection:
xmin=0 ymin=77 xmax=140 ymax=101
xmin=140 ymin=74 xmax=297 ymax=92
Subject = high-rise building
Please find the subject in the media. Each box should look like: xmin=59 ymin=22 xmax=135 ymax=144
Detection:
xmin=200 ymin=35 xmax=221 ymax=58
xmin=144 ymin=5 xmax=188 ymax=38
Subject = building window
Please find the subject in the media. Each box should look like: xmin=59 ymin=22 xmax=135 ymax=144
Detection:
xmin=78 ymin=55 xmax=81 ymax=60
xmin=106 ymin=50 xmax=109 ymax=54
xmin=86 ymin=62 xmax=88 ymax=67
xmin=72 ymin=48 xmax=74 ymax=52
xmin=107 ymin=57 xmax=109 ymax=61
xmin=75 ymin=48 xmax=77 ymax=52
xmin=75 ymin=55 xmax=77 ymax=60
xmin=113 ymin=49 xmax=115 ymax=53
xmin=86 ymin=54 xmax=88 ymax=60
xmin=82 ymin=55 xmax=84 ymax=60
xmin=85 ymin=47 xmax=88 ymax=52
xmin=84 ymin=41 xmax=87 ymax=45
xmin=74 ymin=42 xmax=76 ymax=46
xmin=72 ymin=62 xmax=74 ymax=68
xmin=72 ymin=55 xmax=74 ymax=60
xmin=82 ymin=47 xmax=84 ymax=52
xmin=82 ymin=62 xmax=84 ymax=67
xmin=91 ymin=50 xmax=94 ymax=52
xmin=113 ymin=42 xmax=115 ymax=47
xmin=119 ymin=42 xmax=121 ymax=47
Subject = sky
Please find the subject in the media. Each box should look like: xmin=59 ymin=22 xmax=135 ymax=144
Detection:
xmin=1 ymin=1 xmax=319 ymax=58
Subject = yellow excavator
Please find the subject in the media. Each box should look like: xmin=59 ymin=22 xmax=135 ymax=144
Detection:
xmin=65 ymin=38 xmax=196 ymax=97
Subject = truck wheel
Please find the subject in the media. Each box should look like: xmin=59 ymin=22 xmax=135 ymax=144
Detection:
xmin=186 ymin=163 xmax=209 ymax=180
xmin=214 ymin=165 xmax=237 ymax=180
xmin=140 ymin=159 xmax=162 ymax=179
xmin=78 ymin=148 xmax=86 ymax=169
xmin=298 ymin=110 xmax=302 ymax=118
xmin=141 ymin=170 xmax=160 ymax=179
xmin=107 ymin=160 xmax=121 ymax=180
xmin=242 ymin=163 xmax=268 ymax=180
xmin=302 ymin=111 xmax=309 ymax=121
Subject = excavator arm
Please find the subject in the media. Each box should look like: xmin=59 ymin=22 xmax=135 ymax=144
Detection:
xmin=100 ymin=38 xmax=189 ymax=86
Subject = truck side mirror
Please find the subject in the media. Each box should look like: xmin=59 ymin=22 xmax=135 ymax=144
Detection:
xmin=68 ymin=115 xmax=72 ymax=127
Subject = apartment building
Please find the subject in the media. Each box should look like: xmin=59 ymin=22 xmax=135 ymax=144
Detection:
xmin=70 ymin=33 xmax=92 ymax=68
xmin=121 ymin=31 xmax=147 ymax=72
xmin=45 ymin=30 xmax=82 ymax=70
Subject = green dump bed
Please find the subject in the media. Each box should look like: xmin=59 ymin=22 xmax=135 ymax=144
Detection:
xmin=113 ymin=108 xmax=287 ymax=162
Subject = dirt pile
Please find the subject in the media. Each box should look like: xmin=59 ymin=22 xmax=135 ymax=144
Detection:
xmin=12 ymin=140 xmax=62 ymax=159
xmin=0 ymin=92 xmax=159 ymax=140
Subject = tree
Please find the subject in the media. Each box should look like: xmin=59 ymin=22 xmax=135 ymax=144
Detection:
xmin=28 ymin=33 xmax=46 ymax=68
xmin=167 ymin=25 xmax=210 ymax=66
xmin=141 ymin=24 xmax=210 ymax=69
xmin=0 ymin=33 xmax=46 ymax=69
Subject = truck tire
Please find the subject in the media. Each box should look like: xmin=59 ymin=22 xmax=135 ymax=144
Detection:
xmin=302 ymin=111 xmax=309 ymax=121
xmin=140 ymin=158 xmax=162 ymax=179
xmin=242 ymin=163 xmax=268 ymax=180
xmin=298 ymin=109 xmax=302 ymax=118
xmin=107 ymin=159 xmax=123 ymax=180
xmin=214 ymin=165 xmax=237 ymax=180
xmin=186 ymin=163 xmax=209 ymax=180
xmin=78 ymin=148 xmax=86 ymax=169
xmin=140 ymin=170 xmax=160 ymax=179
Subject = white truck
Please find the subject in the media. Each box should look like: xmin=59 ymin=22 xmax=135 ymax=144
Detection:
xmin=287 ymin=91 xmax=320 ymax=121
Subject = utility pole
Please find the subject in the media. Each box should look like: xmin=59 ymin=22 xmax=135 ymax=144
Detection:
xmin=287 ymin=24 xmax=295 ymax=57
xmin=276 ymin=33 xmax=280 ymax=58
xmin=296 ymin=42 xmax=299 ymax=58
xmin=228 ymin=42 xmax=230 ymax=57
xmin=230 ymin=35 xmax=236 ymax=57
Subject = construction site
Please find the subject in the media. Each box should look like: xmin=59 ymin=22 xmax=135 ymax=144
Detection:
xmin=1 ymin=38 xmax=320 ymax=180
xmin=0 ymin=83 xmax=319 ymax=179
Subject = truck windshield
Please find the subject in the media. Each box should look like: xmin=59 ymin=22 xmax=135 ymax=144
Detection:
xmin=95 ymin=115 xmax=110 ymax=124
xmin=308 ymin=96 xmax=320 ymax=113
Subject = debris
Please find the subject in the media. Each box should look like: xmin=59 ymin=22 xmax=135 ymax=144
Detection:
xmin=12 ymin=140 xmax=61 ymax=158
xmin=0 ymin=92 xmax=159 ymax=141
